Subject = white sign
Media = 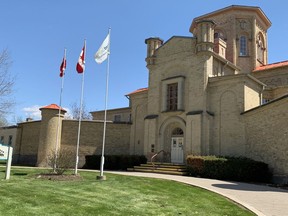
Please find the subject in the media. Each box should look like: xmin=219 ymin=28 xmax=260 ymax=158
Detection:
xmin=0 ymin=144 xmax=9 ymax=160
xmin=0 ymin=144 xmax=13 ymax=180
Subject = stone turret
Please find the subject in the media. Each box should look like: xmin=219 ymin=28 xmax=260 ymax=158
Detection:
xmin=145 ymin=37 xmax=163 ymax=66
xmin=194 ymin=20 xmax=215 ymax=53
xmin=37 ymin=104 xmax=66 ymax=167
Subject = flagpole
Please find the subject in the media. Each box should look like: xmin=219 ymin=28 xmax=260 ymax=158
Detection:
xmin=98 ymin=28 xmax=111 ymax=180
xmin=54 ymin=48 xmax=66 ymax=172
xmin=75 ymin=40 xmax=86 ymax=175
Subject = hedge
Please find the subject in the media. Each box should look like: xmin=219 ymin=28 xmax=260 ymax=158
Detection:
xmin=83 ymin=155 xmax=147 ymax=170
xmin=186 ymin=155 xmax=272 ymax=183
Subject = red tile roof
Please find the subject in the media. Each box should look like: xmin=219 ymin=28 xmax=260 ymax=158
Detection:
xmin=126 ymin=88 xmax=148 ymax=96
xmin=253 ymin=60 xmax=288 ymax=72
xmin=40 ymin=104 xmax=67 ymax=112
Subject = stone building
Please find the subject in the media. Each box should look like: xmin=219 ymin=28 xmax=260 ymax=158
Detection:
xmin=4 ymin=5 xmax=288 ymax=182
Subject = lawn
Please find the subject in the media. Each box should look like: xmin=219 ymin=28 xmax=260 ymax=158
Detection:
xmin=0 ymin=167 xmax=255 ymax=216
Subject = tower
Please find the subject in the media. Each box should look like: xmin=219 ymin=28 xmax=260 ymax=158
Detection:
xmin=145 ymin=37 xmax=163 ymax=66
xmin=37 ymin=104 xmax=66 ymax=167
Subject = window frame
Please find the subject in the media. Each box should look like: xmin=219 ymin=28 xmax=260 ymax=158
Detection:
xmin=161 ymin=76 xmax=185 ymax=112
xmin=239 ymin=35 xmax=248 ymax=56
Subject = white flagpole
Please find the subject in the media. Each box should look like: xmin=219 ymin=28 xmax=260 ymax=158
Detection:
xmin=54 ymin=48 xmax=66 ymax=172
xmin=98 ymin=28 xmax=111 ymax=180
xmin=75 ymin=40 xmax=86 ymax=175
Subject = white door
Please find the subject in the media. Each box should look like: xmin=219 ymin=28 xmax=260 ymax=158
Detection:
xmin=171 ymin=137 xmax=184 ymax=164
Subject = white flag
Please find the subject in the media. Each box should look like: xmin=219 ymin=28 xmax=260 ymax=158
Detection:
xmin=94 ymin=33 xmax=110 ymax=64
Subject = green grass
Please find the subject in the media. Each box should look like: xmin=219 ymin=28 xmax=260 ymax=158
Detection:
xmin=0 ymin=167 xmax=255 ymax=216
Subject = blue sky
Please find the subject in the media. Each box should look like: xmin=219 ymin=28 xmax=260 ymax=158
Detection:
xmin=1 ymin=0 xmax=288 ymax=123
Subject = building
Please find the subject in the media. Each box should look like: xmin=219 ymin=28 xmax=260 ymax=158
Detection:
xmin=10 ymin=5 xmax=288 ymax=183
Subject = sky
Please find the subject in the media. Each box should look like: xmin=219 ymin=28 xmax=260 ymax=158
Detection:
xmin=1 ymin=0 xmax=288 ymax=124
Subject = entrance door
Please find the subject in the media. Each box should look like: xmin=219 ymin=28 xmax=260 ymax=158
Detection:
xmin=171 ymin=137 xmax=184 ymax=164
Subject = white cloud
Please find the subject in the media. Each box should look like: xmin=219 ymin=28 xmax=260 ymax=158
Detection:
xmin=22 ymin=105 xmax=72 ymax=120
xmin=22 ymin=105 xmax=42 ymax=120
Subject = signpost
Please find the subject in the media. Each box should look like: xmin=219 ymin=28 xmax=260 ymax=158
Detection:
xmin=0 ymin=143 xmax=13 ymax=180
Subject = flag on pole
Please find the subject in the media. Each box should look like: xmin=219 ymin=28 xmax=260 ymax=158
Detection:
xmin=59 ymin=55 xmax=66 ymax=77
xmin=94 ymin=33 xmax=110 ymax=64
xmin=76 ymin=43 xmax=86 ymax=73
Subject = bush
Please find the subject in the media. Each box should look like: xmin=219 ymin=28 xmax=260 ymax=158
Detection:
xmin=47 ymin=148 xmax=75 ymax=175
xmin=83 ymin=155 xmax=147 ymax=170
xmin=186 ymin=155 xmax=272 ymax=183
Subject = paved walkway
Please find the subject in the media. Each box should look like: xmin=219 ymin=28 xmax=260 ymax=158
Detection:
xmin=107 ymin=171 xmax=288 ymax=216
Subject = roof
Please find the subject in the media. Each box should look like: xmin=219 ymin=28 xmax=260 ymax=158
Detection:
xmin=253 ymin=60 xmax=288 ymax=72
xmin=190 ymin=5 xmax=271 ymax=33
xmin=39 ymin=104 xmax=67 ymax=112
xmin=126 ymin=88 xmax=148 ymax=96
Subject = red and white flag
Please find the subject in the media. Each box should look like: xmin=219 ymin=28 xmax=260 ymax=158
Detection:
xmin=76 ymin=42 xmax=85 ymax=73
xmin=59 ymin=55 xmax=66 ymax=77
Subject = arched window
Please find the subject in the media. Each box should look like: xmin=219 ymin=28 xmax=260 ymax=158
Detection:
xmin=214 ymin=30 xmax=225 ymax=40
xmin=257 ymin=33 xmax=265 ymax=63
xmin=172 ymin=128 xmax=183 ymax=136
xmin=239 ymin=35 xmax=247 ymax=56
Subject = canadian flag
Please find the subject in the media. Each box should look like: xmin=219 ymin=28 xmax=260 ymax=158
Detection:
xmin=76 ymin=43 xmax=85 ymax=73
xmin=59 ymin=56 xmax=66 ymax=77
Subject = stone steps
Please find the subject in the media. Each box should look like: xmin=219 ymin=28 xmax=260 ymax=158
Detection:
xmin=127 ymin=162 xmax=188 ymax=176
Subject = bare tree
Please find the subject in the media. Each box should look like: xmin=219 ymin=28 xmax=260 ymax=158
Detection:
xmin=69 ymin=101 xmax=92 ymax=120
xmin=0 ymin=49 xmax=15 ymax=125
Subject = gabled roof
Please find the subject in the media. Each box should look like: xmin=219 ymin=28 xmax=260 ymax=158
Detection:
xmin=40 ymin=104 xmax=66 ymax=112
xmin=126 ymin=88 xmax=148 ymax=96
xmin=253 ymin=60 xmax=288 ymax=72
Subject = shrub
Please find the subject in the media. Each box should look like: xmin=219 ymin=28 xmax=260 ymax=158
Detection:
xmin=83 ymin=155 xmax=147 ymax=170
xmin=186 ymin=155 xmax=272 ymax=183
xmin=47 ymin=148 xmax=75 ymax=175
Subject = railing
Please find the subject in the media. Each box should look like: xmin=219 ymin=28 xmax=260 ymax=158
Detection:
xmin=150 ymin=150 xmax=170 ymax=168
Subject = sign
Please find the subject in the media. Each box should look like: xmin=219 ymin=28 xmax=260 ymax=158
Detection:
xmin=0 ymin=143 xmax=13 ymax=180
xmin=0 ymin=144 xmax=9 ymax=160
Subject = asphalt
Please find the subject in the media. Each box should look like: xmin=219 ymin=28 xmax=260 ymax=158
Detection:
xmin=107 ymin=171 xmax=288 ymax=216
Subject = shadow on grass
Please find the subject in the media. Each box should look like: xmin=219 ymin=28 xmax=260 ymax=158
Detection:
xmin=13 ymin=172 xmax=28 ymax=176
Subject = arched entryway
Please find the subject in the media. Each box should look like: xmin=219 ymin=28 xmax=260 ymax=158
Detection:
xmin=171 ymin=128 xmax=184 ymax=164
xmin=159 ymin=116 xmax=185 ymax=164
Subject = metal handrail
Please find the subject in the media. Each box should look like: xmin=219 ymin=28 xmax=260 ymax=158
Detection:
xmin=151 ymin=150 xmax=167 ymax=168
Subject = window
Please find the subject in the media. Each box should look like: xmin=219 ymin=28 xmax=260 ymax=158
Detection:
xmin=114 ymin=114 xmax=121 ymax=122
xmin=239 ymin=36 xmax=247 ymax=56
xmin=8 ymin=135 xmax=12 ymax=146
xmin=214 ymin=31 xmax=224 ymax=40
xmin=172 ymin=128 xmax=184 ymax=136
xmin=257 ymin=33 xmax=265 ymax=63
xmin=162 ymin=76 xmax=185 ymax=112
xmin=167 ymin=83 xmax=178 ymax=111
xmin=0 ymin=136 xmax=4 ymax=143
xmin=262 ymin=98 xmax=270 ymax=105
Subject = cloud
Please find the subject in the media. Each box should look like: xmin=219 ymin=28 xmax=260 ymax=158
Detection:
xmin=22 ymin=105 xmax=42 ymax=119
xmin=22 ymin=105 xmax=72 ymax=120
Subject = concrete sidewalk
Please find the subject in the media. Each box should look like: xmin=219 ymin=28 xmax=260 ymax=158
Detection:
xmin=108 ymin=171 xmax=288 ymax=216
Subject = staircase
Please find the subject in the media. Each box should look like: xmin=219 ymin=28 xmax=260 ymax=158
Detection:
xmin=127 ymin=162 xmax=188 ymax=176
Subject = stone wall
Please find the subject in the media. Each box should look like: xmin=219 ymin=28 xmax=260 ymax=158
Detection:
xmin=91 ymin=107 xmax=131 ymax=123
xmin=60 ymin=120 xmax=131 ymax=167
xmin=15 ymin=121 xmax=41 ymax=165
xmin=243 ymin=96 xmax=288 ymax=182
